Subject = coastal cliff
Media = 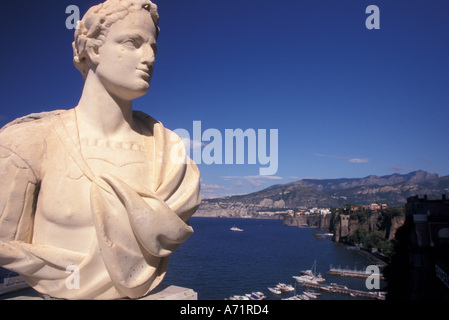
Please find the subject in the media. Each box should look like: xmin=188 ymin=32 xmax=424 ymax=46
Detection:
xmin=283 ymin=207 xmax=405 ymax=258
xmin=283 ymin=213 xmax=333 ymax=230
xmin=195 ymin=171 xmax=444 ymax=259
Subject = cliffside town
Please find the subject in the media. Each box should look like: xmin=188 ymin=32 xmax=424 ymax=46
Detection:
xmin=196 ymin=171 xmax=448 ymax=219
xmin=195 ymin=171 xmax=449 ymax=260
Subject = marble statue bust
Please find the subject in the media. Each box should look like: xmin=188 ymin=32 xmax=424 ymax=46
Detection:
xmin=0 ymin=0 xmax=201 ymax=300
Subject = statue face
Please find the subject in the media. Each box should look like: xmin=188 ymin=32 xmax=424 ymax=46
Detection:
xmin=94 ymin=9 xmax=158 ymax=101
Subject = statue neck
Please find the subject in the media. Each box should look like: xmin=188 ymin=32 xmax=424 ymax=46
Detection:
xmin=75 ymin=72 xmax=139 ymax=140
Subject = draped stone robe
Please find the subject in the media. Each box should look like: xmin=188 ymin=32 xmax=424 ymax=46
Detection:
xmin=0 ymin=109 xmax=201 ymax=300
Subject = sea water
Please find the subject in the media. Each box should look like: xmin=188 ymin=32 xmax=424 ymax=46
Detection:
xmin=163 ymin=217 xmax=386 ymax=300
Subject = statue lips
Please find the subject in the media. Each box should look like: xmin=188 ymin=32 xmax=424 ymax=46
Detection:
xmin=137 ymin=67 xmax=152 ymax=81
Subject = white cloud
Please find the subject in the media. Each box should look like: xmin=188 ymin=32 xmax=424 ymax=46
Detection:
xmin=245 ymin=175 xmax=284 ymax=180
xmin=201 ymin=183 xmax=229 ymax=190
xmin=315 ymin=153 xmax=370 ymax=164
xmin=201 ymin=183 xmax=234 ymax=199
xmin=349 ymin=158 xmax=370 ymax=164
xmin=233 ymin=181 xmax=245 ymax=187
xmin=314 ymin=153 xmax=348 ymax=160
xmin=247 ymin=179 xmax=266 ymax=188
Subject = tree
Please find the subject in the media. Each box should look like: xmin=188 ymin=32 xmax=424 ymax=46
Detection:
xmin=347 ymin=227 xmax=368 ymax=245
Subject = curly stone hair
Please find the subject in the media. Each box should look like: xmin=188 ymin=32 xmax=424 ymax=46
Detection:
xmin=73 ymin=0 xmax=160 ymax=80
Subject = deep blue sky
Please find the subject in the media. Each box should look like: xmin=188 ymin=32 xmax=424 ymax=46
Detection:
xmin=1 ymin=0 xmax=448 ymax=198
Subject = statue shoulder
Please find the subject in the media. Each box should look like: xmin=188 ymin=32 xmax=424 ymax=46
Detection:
xmin=0 ymin=110 xmax=68 ymax=173
xmin=1 ymin=110 xmax=66 ymax=132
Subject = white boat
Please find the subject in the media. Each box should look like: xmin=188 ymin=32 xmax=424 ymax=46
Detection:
xmin=283 ymin=295 xmax=304 ymax=300
xmin=305 ymin=289 xmax=322 ymax=296
xmin=313 ymin=273 xmax=326 ymax=282
xmin=301 ymin=269 xmax=314 ymax=276
xmin=296 ymin=260 xmax=326 ymax=283
xmin=303 ymin=291 xmax=318 ymax=299
xmin=252 ymin=291 xmax=266 ymax=300
xmin=276 ymin=283 xmax=295 ymax=292
xmin=229 ymin=295 xmax=250 ymax=300
xmin=293 ymin=275 xmax=321 ymax=284
xmin=301 ymin=260 xmax=317 ymax=276
xmin=293 ymin=275 xmax=314 ymax=283
xmin=268 ymin=287 xmax=282 ymax=295
xmin=246 ymin=292 xmax=266 ymax=300
xmin=230 ymin=226 xmax=244 ymax=232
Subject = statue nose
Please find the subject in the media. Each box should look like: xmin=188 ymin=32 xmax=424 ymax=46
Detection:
xmin=142 ymin=44 xmax=156 ymax=66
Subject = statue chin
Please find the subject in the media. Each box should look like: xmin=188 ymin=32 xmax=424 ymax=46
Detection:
xmin=107 ymin=82 xmax=151 ymax=101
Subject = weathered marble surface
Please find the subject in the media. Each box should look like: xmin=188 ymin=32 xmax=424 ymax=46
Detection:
xmin=0 ymin=0 xmax=201 ymax=300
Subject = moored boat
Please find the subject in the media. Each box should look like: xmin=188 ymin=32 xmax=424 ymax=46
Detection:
xmin=229 ymin=295 xmax=250 ymax=300
xmin=294 ymin=260 xmax=326 ymax=283
xmin=305 ymin=289 xmax=322 ymax=296
xmin=268 ymin=287 xmax=282 ymax=295
xmin=276 ymin=283 xmax=295 ymax=292
xmin=246 ymin=292 xmax=266 ymax=300
xmin=303 ymin=291 xmax=318 ymax=299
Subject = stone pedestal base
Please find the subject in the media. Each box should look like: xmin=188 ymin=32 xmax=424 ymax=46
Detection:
xmin=137 ymin=284 xmax=198 ymax=300
xmin=1 ymin=283 xmax=197 ymax=300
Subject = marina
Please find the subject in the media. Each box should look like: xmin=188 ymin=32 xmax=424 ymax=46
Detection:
xmin=228 ymin=291 xmax=266 ymax=300
xmin=227 ymin=261 xmax=385 ymax=301
xmin=149 ymin=218 xmax=389 ymax=300
xmin=296 ymin=279 xmax=386 ymax=300
xmin=291 ymin=262 xmax=386 ymax=300
xmin=328 ymin=265 xmax=385 ymax=280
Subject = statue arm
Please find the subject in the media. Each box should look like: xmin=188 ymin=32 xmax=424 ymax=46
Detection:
xmin=0 ymin=145 xmax=41 ymax=272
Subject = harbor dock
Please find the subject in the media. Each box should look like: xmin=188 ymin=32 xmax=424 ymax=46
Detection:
xmin=296 ymin=280 xmax=385 ymax=300
xmin=327 ymin=266 xmax=385 ymax=280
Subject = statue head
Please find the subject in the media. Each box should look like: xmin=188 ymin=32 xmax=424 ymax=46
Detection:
xmin=73 ymin=0 xmax=160 ymax=81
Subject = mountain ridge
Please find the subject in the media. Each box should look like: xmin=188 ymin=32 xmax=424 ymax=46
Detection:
xmin=290 ymin=170 xmax=441 ymax=191
xmin=196 ymin=171 xmax=449 ymax=218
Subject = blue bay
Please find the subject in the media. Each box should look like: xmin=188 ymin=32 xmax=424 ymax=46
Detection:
xmin=164 ymin=217 xmax=385 ymax=300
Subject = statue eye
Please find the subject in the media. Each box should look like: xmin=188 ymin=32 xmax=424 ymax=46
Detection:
xmin=123 ymin=38 xmax=142 ymax=49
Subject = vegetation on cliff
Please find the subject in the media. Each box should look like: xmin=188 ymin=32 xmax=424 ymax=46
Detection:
xmin=330 ymin=206 xmax=405 ymax=260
